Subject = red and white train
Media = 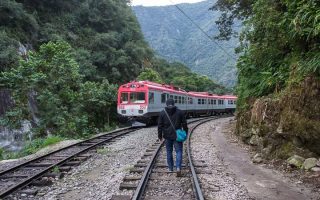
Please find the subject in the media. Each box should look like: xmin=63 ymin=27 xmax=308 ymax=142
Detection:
xmin=117 ymin=81 xmax=237 ymax=124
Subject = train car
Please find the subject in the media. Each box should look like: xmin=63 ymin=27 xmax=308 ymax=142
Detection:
xmin=117 ymin=81 xmax=189 ymax=124
xmin=117 ymin=80 xmax=237 ymax=125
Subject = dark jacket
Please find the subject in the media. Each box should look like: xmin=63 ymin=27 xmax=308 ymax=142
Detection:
xmin=158 ymin=106 xmax=188 ymax=140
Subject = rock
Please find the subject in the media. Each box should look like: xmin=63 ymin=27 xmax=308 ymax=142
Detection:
xmin=303 ymin=158 xmax=318 ymax=170
xmin=287 ymin=155 xmax=305 ymax=168
xmin=292 ymin=136 xmax=303 ymax=148
xmin=249 ymin=135 xmax=259 ymax=146
xmin=317 ymin=159 xmax=320 ymax=167
xmin=253 ymin=153 xmax=263 ymax=163
xmin=311 ymin=167 xmax=320 ymax=172
xmin=262 ymin=146 xmax=273 ymax=156
xmin=240 ymin=129 xmax=252 ymax=139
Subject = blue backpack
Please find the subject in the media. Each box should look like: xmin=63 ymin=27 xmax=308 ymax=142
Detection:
xmin=164 ymin=109 xmax=187 ymax=142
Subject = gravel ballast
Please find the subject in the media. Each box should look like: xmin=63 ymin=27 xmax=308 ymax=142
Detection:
xmin=193 ymin=117 xmax=319 ymax=200
xmin=32 ymin=127 xmax=158 ymax=200
xmin=191 ymin=119 xmax=251 ymax=200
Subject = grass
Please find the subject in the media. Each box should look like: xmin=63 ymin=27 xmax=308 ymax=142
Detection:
xmin=97 ymin=147 xmax=111 ymax=155
xmin=52 ymin=166 xmax=60 ymax=173
xmin=1 ymin=136 xmax=64 ymax=161
xmin=0 ymin=124 xmax=121 ymax=161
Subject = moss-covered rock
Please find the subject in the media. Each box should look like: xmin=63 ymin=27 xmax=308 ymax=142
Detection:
xmin=303 ymin=158 xmax=318 ymax=170
xmin=287 ymin=155 xmax=305 ymax=168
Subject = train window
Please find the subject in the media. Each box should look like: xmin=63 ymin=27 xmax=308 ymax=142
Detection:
xmin=174 ymin=96 xmax=178 ymax=103
xmin=188 ymin=97 xmax=193 ymax=104
xmin=182 ymin=97 xmax=185 ymax=104
xmin=149 ymin=92 xmax=154 ymax=104
xmin=211 ymin=100 xmax=214 ymax=104
xmin=201 ymin=99 xmax=205 ymax=104
xmin=234 ymin=101 xmax=237 ymax=105
xmin=198 ymin=99 xmax=201 ymax=104
xmin=178 ymin=96 xmax=182 ymax=104
xmin=218 ymin=100 xmax=224 ymax=105
xmin=170 ymin=95 xmax=173 ymax=99
xmin=130 ymin=92 xmax=145 ymax=103
xmin=208 ymin=99 xmax=211 ymax=104
xmin=214 ymin=100 xmax=217 ymax=105
xmin=120 ymin=92 xmax=129 ymax=104
xmin=161 ymin=93 xmax=167 ymax=103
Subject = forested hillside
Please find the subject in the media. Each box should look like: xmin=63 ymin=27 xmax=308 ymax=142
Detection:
xmin=213 ymin=0 xmax=320 ymax=158
xmin=0 ymin=0 xmax=227 ymax=143
xmin=133 ymin=0 xmax=239 ymax=87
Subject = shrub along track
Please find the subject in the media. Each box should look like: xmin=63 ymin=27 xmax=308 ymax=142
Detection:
xmin=112 ymin=117 xmax=227 ymax=200
xmin=0 ymin=127 xmax=140 ymax=199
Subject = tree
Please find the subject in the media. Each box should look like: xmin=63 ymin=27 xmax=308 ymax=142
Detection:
xmin=0 ymin=41 xmax=118 ymax=137
xmin=137 ymin=68 xmax=163 ymax=83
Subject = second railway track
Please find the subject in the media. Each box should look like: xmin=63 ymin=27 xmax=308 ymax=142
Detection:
xmin=0 ymin=127 xmax=140 ymax=199
xmin=112 ymin=117 xmax=221 ymax=200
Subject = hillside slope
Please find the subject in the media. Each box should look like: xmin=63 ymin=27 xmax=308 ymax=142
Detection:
xmin=133 ymin=0 xmax=238 ymax=87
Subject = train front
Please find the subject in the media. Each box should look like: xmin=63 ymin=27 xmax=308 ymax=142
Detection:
xmin=117 ymin=81 xmax=148 ymax=126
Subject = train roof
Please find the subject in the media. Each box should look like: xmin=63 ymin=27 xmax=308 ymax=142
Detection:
xmin=119 ymin=80 xmax=187 ymax=95
xmin=119 ymin=81 xmax=237 ymax=99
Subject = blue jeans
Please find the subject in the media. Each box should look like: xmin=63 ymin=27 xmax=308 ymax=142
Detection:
xmin=165 ymin=139 xmax=183 ymax=171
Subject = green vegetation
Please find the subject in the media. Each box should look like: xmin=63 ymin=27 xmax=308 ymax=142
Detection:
xmin=52 ymin=166 xmax=60 ymax=173
xmin=97 ymin=147 xmax=110 ymax=155
xmin=1 ymin=41 xmax=117 ymax=137
xmin=0 ymin=147 xmax=3 ymax=160
xmin=212 ymin=0 xmax=320 ymax=109
xmin=213 ymin=0 xmax=320 ymax=156
xmin=150 ymin=59 xmax=229 ymax=94
xmin=137 ymin=68 xmax=163 ymax=83
xmin=133 ymin=1 xmax=239 ymax=87
xmin=1 ymin=136 xmax=63 ymax=160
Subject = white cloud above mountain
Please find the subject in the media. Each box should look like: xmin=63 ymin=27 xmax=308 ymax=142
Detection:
xmin=131 ymin=0 xmax=205 ymax=7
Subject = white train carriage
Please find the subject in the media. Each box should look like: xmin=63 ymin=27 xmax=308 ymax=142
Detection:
xmin=117 ymin=81 xmax=237 ymax=124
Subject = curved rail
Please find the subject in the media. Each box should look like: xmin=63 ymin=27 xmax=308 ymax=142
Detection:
xmin=131 ymin=140 xmax=164 ymax=200
xmin=0 ymin=127 xmax=139 ymax=198
xmin=187 ymin=118 xmax=216 ymax=200
xmin=132 ymin=117 xmax=216 ymax=200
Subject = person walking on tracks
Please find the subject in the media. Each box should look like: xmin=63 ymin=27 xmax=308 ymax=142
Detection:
xmin=158 ymin=98 xmax=188 ymax=176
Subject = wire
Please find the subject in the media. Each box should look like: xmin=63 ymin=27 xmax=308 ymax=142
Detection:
xmin=168 ymin=0 xmax=237 ymax=61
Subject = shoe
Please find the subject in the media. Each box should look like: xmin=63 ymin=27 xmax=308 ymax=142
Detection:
xmin=176 ymin=168 xmax=181 ymax=177
xmin=168 ymin=169 xmax=174 ymax=173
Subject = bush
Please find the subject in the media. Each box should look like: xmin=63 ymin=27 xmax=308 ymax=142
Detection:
xmin=0 ymin=147 xmax=4 ymax=160
xmin=22 ymin=136 xmax=63 ymax=155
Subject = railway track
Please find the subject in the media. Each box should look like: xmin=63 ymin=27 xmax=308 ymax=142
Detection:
xmin=112 ymin=117 xmax=219 ymax=200
xmin=0 ymin=127 xmax=139 ymax=199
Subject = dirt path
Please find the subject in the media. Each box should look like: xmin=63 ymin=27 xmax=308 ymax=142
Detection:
xmin=209 ymin=117 xmax=319 ymax=200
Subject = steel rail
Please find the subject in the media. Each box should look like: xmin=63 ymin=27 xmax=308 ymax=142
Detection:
xmin=187 ymin=117 xmax=217 ymax=200
xmin=132 ymin=117 xmax=217 ymax=200
xmin=0 ymin=128 xmax=139 ymax=198
xmin=131 ymin=141 xmax=164 ymax=200
xmin=0 ymin=127 xmax=133 ymax=176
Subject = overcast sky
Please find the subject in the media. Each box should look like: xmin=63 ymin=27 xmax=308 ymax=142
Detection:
xmin=131 ymin=0 xmax=205 ymax=7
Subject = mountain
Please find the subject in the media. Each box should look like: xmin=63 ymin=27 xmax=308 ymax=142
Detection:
xmin=133 ymin=0 xmax=238 ymax=88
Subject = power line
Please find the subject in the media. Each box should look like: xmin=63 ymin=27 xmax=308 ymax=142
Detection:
xmin=169 ymin=0 xmax=237 ymax=61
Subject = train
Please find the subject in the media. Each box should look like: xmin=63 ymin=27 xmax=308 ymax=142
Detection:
xmin=117 ymin=81 xmax=237 ymax=125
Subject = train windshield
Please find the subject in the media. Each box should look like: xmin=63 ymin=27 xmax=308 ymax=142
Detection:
xmin=120 ymin=92 xmax=129 ymax=104
xmin=130 ymin=92 xmax=145 ymax=104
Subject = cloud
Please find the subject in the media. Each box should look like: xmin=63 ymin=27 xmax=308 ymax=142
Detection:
xmin=132 ymin=0 xmax=205 ymax=7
